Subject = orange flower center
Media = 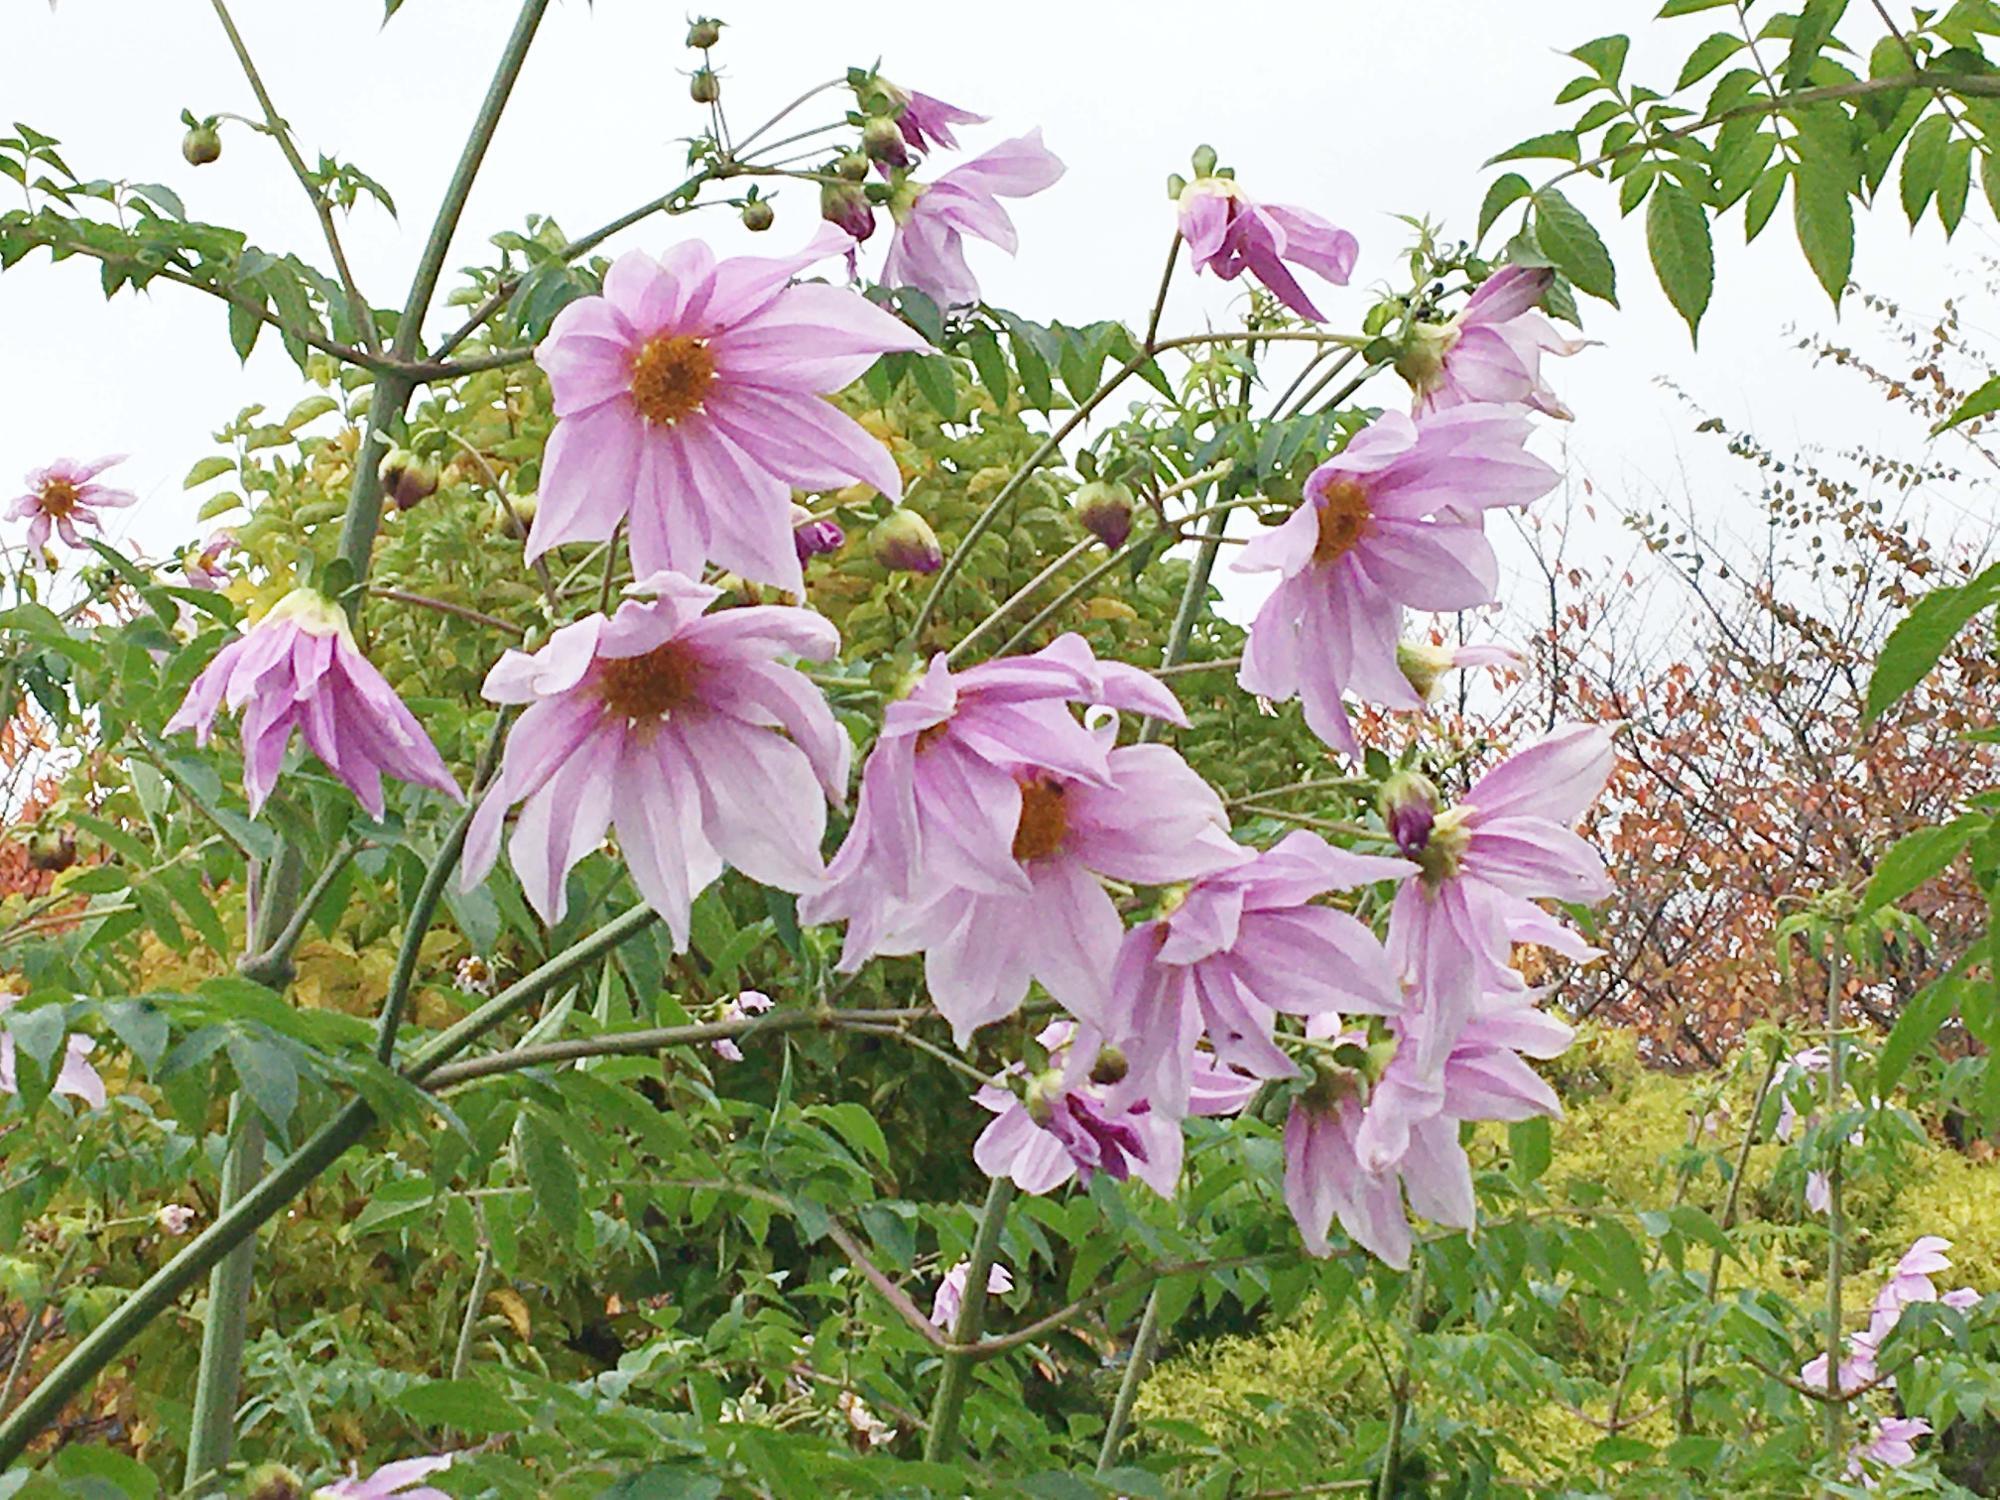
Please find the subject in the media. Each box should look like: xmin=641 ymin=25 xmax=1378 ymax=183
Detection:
xmin=38 ymin=479 xmax=80 ymax=518
xmin=1011 ymin=776 xmax=1069 ymax=862
xmin=1313 ymin=476 xmax=1373 ymax=564
xmin=598 ymin=642 xmax=706 ymax=720
xmin=629 ymin=334 xmax=717 ymax=427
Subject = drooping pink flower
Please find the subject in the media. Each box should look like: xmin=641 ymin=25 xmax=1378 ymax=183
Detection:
xmin=883 ymin=130 xmax=1065 ymax=308
xmin=1849 ymin=1416 xmax=1931 ymax=1479
xmin=929 ymin=1258 xmax=1014 ymax=1329
xmin=462 ymin=572 xmax=848 ymax=947
xmin=1175 ymin=178 xmax=1358 ymax=322
xmin=9 ymin=455 xmax=137 ymax=552
xmin=182 ymin=529 xmax=238 ymax=591
xmin=1395 ymin=640 xmax=1521 ymax=703
xmin=1806 ymin=1169 xmax=1832 ymax=1215
xmin=1880 ymin=1235 xmax=1953 ymax=1310
xmin=974 ymin=1021 xmax=1253 ymax=1196
xmin=1284 ymin=994 xmax=1570 ymax=1268
xmin=1383 ymin=724 xmax=1614 ymax=1078
xmin=885 ymin=83 xmax=988 ymax=156
xmin=712 ymin=989 xmax=774 ymax=1062
xmin=1773 ymin=1045 xmax=1832 ymax=1142
xmin=1235 ymin=407 xmax=1561 ymax=757
xmin=804 ymin=633 xmax=1189 ymax=971
xmin=316 ymin=1454 xmax=453 ymax=1500
xmin=791 ymin=503 xmax=846 ymax=563
xmin=0 ymin=995 xmax=105 ymax=1109
xmin=1106 ymin=831 xmax=1411 ymax=1117
xmin=165 ymin=587 xmax=461 ymax=819
xmin=528 ymin=228 xmax=927 ymax=592
xmin=1402 ymin=266 xmax=1586 ymax=417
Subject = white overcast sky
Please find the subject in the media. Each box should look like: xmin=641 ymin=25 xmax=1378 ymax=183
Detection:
xmin=2 ymin=0 xmax=1992 ymax=631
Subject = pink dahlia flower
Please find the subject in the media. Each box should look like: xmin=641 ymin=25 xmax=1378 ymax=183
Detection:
xmin=1850 ymin=1416 xmax=1931 ymax=1479
xmin=885 ymin=82 xmax=988 ymax=156
xmin=712 ymin=988 xmax=774 ymax=1063
xmin=181 ymin=529 xmax=238 ymax=592
xmin=0 ymin=995 xmax=105 ymax=1109
xmin=463 ymin=572 xmax=847 ymax=947
xmin=804 ymin=633 xmax=1189 ymax=968
xmin=1384 ymin=723 xmax=1614 ymax=1077
xmin=975 ymin=1021 xmax=1253 ymax=1196
xmin=1235 ymin=407 xmax=1560 ymax=758
xmin=1284 ymin=995 xmax=1570 ymax=1267
xmin=316 ymin=1454 xmax=453 ymax=1500
xmin=1106 ymin=830 xmax=1411 ymax=1116
xmin=929 ymin=1258 xmax=1014 ymax=1329
xmin=528 ymin=227 xmax=927 ymax=593
xmin=166 ymin=587 xmax=461 ymax=819
xmin=1175 ymin=178 xmax=1358 ymax=323
xmin=1402 ymin=265 xmax=1586 ymax=417
xmin=883 ymin=130 xmax=1065 ymax=308
xmin=10 ymin=455 xmax=137 ymax=552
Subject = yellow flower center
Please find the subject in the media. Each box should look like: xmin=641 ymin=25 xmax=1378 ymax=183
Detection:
xmin=629 ymin=334 xmax=717 ymax=427
xmin=38 ymin=478 xmax=80 ymax=518
xmin=1011 ymin=776 xmax=1069 ymax=863
xmin=598 ymin=642 xmax=706 ymax=721
xmin=1313 ymin=476 xmax=1373 ymax=565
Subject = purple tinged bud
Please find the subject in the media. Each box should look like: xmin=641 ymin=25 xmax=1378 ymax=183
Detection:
xmin=835 ymin=151 xmax=870 ymax=183
xmin=243 ymin=1464 xmax=303 ymax=1500
xmin=1377 ymin=770 xmax=1440 ymax=858
xmin=740 ymin=198 xmax=774 ymax=232
xmin=790 ymin=502 xmax=845 ymax=563
xmin=182 ymin=124 xmax=221 ymax=166
xmin=872 ymin=508 xmax=942 ymax=573
xmin=820 ymin=180 xmax=876 ymax=241
xmin=1088 ymin=1044 xmax=1128 ymax=1087
xmin=861 ymin=116 xmax=909 ymax=167
xmin=1073 ymin=479 xmax=1134 ymax=550
xmin=378 ymin=446 xmax=439 ymax=511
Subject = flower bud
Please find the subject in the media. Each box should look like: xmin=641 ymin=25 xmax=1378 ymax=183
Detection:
xmin=1072 ymin=479 xmax=1134 ymax=550
xmin=377 ymin=446 xmax=439 ymax=511
xmin=181 ymin=123 xmax=221 ymax=166
xmin=243 ymin=1464 xmax=304 ymax=1500
xmin=1396 ymin=642 xmax=1456 ymax=702
xmin=835 ymin=150 xmax=870 ymax=182
xmin=861 ymin=115 xmax=909 ymax=167
xmin=26 ymin=829 xmax=75 ymax=872
xmin=740 ymin=197 xmax=774 ymax=232
xmin=1088 ymin=1045 xmax=1128 ymax=1087
xmin=689 ymin=67 xmax=721 ymax=104
xmin=1190 ymin=143 xmax=1219 ymax=179
xmin=1165 ymin=172 xmax=1188 ymax=201
xmin=1300 ymin=1059 xmax=1365 ymax=1115
xmin=1024 ymin=1068 xmax=1065 ymax=1127
xmin=820 ymin=180 xmax=876 ymax=240
xmin=1393 ymin=321 xmax=1458 ymax=399
xmin=790 ymin=502 xmax=845 ymax=563
xmin=871 ymin=509 xmax=943 ymax=574
xmin=686 ymin=16 xmax=723 ymax=48
xmin=1376 ymin=770 xmax=1440 ymax=859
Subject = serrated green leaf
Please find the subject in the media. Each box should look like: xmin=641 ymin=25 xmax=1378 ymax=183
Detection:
xmin=1792 ymin=159 xmax=1853 ymax=304
xmin=1659 ymin=0 xmax=1734 ymax=13
xmin=1478 ymin=173 xmax=1532 ymax=239
xmin=226 ymin=298 xmax=262 ymax=361
xmin=1486 ymin=131 xmax=1581 ymax=167
xmin=1900 ymin=113 xmax=1952 ymax=223
xmin=1532 ymin=188 xmax=1618 ymax=303
xmin=1879 ymin=977 xmax=1968 ymax=1095
xmin=182 ymin=455 xmax=234 ymax=489
xmin=1938 ymin=135 xmax=1974 ymax=232
xmin=517 ymin=1109 xmax=580 ymax=1239
xmin=1865 ymin=559 xmax=2000 ymax=716
xmin=1745 ymin=160 xmax=1790 ymax=240
xmin=1570 ymin=34 xmax=1631 ymax=84
xmin=1676 ymin=32 xmax=1744 ymax=90
xmin=1646 ymin=180 xmax=1713 ymax=339
xmin=1782 ymin=0 xmax=1850 ymax=91
xmin=1864 ymin=817 xmax=1986 ymax=914
xmin=395 ymin=1377 xmax=527 ymax=1434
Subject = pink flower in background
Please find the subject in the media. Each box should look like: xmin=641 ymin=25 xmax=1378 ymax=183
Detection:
xmin=974 ymin=1022 xmax=1253 ymax=1197
xmin=1107 ymin=831 xmax=1411 ymax=1115
xmin=1806 ymin=1170 xmax=1831 ymax=1215
xmin=0 ymin=995 xmax=106 ymax=1109
xmin=157 ymin=1204 xmax=196 ymax=1235
xmin=165 ymin=587 xmax=461 ymax=819
xmin=1773 ymin=1045 xmax=1832 ymax=1141
xmin=462 ymin=572 xmax=848 ymax=946
xmin=883 ymin=130 xmax=1065 ymax=307
xmin=929 ymin=1258 xmax=1014 ymax=1329
xmin=1175 ymin=178 xmax=1358 ymax=322
xmin=712 ymin=989 xmax=774 ymax=1063
xmin=9 ymin=455 xmax=137 ymax=552
xmin=182 ymin=529 xmax=238 ymax=591
xmin=1384 ymin=723 xmax=1614 ymax=1077
xmin=315 ymin=1454 xmax=453 ymax=1500
xmin=1943 ymin=1286 xmax=1982 ymax=1311
xmin=1235 ymin=407 xmax=1560 ymax=757
xmin=886 ymin=83 xmax=987 ymax=155
xmin=1285 ymin=995 xmax=1570 ymax=1267
xmin=528 ymin=228 xmax=927 ymax=592
xmin=804 ymin=633 xmax=1187 ymax=971
xmin=1403 ymin=265 xmax=1586 ymax=417
xmin=1849 ymin=1416 xmax=1931 ymax=1479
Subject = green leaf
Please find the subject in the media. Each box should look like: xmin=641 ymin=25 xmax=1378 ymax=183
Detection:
xmin=1792 ymin=159 xmax=1853 ymax=305
xmin=1782 ymin=0 xmax=1851 ymax=90
xmin=1937 ymin=135 xmax=1974 ymax=232
xmin=906 ymin=353 xmax=958 ymax=420
xmin=1486 ymin=131 xmax=1581 ymax=167
xmin=1745 ymin=160 xmax=1790 ymax=240
xmin=1863 ymin=817 xmax=1987 ymax=913
xmin=226 ymin=298 xmax=263 ymax=361
xmin=1478 ymin=173 xmax=1532 ymax=239
xmin=808 ymin=1101 xmax=889 ymax=1169
xmin=1510 ymin=1116 xmax=1552 ymax=1182
xmin=1865 ymin=560 xmax=2000 ymax=717
xmin=1981 ymin=148 xmax=2000 ymax=224
xmin=1533 ymin=188 xmax=1618 ymax=303
xmin=1900 ymin=113 xmax=1951 ymax=224
xmin=1646 ymin=180 xmax=1714 ymax=339
xmin=963 ymin=329 xmax=1009 ymax=404
xmin=1676 ymin=32 xmax=1744 ymax=90
xmin=1570 ymin=34 xmax=1632 ymax=84
xmin=1933 ymin=373 xmax=2000 ymax=434
xmin=182 ymin=455 xmax=234 ymax=489
xmin=1659 ymin=0 xmax=1735 ymax=14
xmin=395 ymin=1377 xmax=528 ymax=1434
xmin=1879 ymin=977 xmax=1968 ymax=1095
xmin=517 ymin=1109 xmax=581 ymax=1239
xmin=225 ymin=1032 xmax=299 ymax=1131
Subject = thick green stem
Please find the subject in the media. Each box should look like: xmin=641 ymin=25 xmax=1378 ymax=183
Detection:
xmin=182 ymin=1106 xmax=265 ymax=1497
xmin=1138 ymin=496 xmax=1232 ymax=746
xmin=1823 ymin=930 xmax=1847 ymax=1456
xmin=448 ymin=1243 xmax=495 ymax=1384
xmin=1095 ymin=1284 xmax=1164 ymax=1474
xmin=923 ymin=1177 xmax=1015 ymax=1462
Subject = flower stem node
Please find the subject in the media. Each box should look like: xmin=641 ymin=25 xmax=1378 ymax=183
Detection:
xmin=1073 ymin=479 xmax=1135 ymax=550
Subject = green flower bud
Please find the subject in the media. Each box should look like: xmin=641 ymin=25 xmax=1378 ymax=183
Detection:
xmin=1073 ymin=479 xmax=1135 ymax=550
xmin=243 ymin=1463 xmax=304 ymax=1500
xmin=861 ymin=115 xmax=908 ymax=164
xmin=1088 ymin=1045 xmax=1128 ymax=1087
xmin=689 ymin=67 xmax=721 ymax=104
xmin=740 ymin=197 xmax=774 ymax=232
xmin=1190 ymin=143 xmax=1219 ymax=178
xmin=836 ymin=150 xmax=870 ymax=182
xmin=871 ymin=509 xmax=943 ymax=574
xmin=686 ymin=16 xmax=723 ymax=48
xmin=378 ymin=446 xmax=439 ymax=511
xmin=181 ymin=123 xmax=222 ymax=166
